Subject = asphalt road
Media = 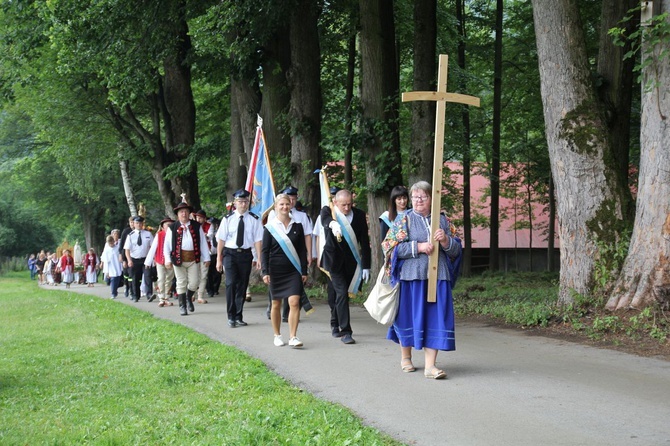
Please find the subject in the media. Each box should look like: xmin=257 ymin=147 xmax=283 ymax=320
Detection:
xmin=54 ymin=282 xmax=670 ymax=446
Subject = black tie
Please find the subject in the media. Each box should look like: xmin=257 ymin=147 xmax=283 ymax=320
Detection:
xmin=137 ymin=230 xmax=142 ymax=246
xmin=236 ymin=216 xmax=244 ymax=248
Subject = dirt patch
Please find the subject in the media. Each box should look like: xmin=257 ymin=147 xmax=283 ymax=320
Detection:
xmin=461 ymin=313 xmax=670 ymax=362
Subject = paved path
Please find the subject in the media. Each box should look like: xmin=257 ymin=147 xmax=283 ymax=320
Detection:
xmin=54 ymin=283 xmax=670 ymax=446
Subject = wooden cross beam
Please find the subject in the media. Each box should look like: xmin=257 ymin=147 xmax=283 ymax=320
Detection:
xmin=402 ymin=54 xmax=480 ymax=302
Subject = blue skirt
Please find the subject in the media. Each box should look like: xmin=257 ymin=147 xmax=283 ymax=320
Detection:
xmin=386 ymin=280 xmax=455 ymax=351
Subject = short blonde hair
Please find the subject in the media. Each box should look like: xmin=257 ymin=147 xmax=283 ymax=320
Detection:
xmin=275 ymin=193 xmax=291 ymax=204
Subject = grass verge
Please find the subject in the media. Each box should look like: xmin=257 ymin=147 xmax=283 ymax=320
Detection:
xmin=0 ymin=273 xmax=401 ymax=445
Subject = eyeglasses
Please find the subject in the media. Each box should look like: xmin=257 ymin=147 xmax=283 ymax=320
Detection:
xmin=411 ymin=196 xmax=429 ymax=202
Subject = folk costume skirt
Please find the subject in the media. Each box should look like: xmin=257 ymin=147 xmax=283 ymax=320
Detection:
xmin=387 ymin=279 xmax=456 ymax=351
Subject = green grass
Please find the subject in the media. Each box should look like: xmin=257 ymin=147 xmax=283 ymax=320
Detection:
xmin=453 ymin=272 xmax=560 ymax=327
xmin=0 ymin=273 xmax=401 ymax=445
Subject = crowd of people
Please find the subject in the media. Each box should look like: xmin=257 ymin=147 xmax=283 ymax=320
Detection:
xmin=30 ymin=181 xmax=462 ymax=380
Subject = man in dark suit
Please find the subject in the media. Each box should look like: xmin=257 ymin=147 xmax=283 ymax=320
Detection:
xmin=320 ymin=189 xmax=371 ymax=344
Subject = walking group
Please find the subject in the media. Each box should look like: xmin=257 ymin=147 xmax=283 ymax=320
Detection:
xmin=29 ymin=246 xmax=100 ymax=289
xmin=37 ymin=180 xmax=462 ymax=379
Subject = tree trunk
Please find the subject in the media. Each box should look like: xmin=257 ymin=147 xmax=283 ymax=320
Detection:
xmin=232 ymin=76 xmax=262 ymax=187
xmin=260 ymin=24 xmax=292 ymax=158
xmin=489 ymin=0 xmax=503 ymax=272
xmin=162 ymin=5 xmax=199 ymax=210
xmin=287 ymin=0 xmax=322 ymax=217
xmin=82 ymin=205 xmax=106 ymax=255
xmin=532 ymin=0 xmax=628 ymax=303
xmin=457 ymin=0 xmax=472 ymax=276
xmin=344 ymin=33 xmax=356 ymax=187
xmin=606 ymin=4 xmax=670 ymax=310
xmin=118 ymin=158 xmax=137 ymax=217
xmin=408 ymin=0 xmax=436 ymax=186
xmin=597 ymin=0 xmax=638 ymax=207
xmin=547 ymin=172 xmax=556 ymax=271
xmin=359 ymin=0 xmax=403 ymax=273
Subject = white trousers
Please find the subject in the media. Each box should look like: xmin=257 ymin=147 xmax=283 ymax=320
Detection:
xmin=173 ymin=261 xmax=200 ymax=294
xmin=156 ymin=263 xmax=174 ymax=301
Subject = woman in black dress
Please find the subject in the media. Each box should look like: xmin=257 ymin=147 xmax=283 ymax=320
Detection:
xmin=262 ymin=194 xmax=308 ymax=348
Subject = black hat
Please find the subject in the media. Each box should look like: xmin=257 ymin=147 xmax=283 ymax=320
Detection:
xmin=173 ymin=194 xmax=194 ymax=213
xmin=194 ymin=209 xmax=207 ymax=218
xmin=159 ymin=217 xmax=174 ymax=226
xmin=233 ymin=189 xmax=250 ymax=199
xmin=329 ymin=186 xmax=341 ymax=196
xmin=281 ymin=186 xmax=299 ymax=196
xmin=133 ymin=216 xmax=145 ymax=222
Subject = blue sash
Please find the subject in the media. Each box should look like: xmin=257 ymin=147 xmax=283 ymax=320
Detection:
xmin=266 ymin=221 xmax=302 ymax=274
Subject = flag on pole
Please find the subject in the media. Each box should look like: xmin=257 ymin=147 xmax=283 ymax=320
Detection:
xmin=315 ymin=166 xmax=331 ymax=210
xmin=245 ymin=116 xmax=276 ymax=219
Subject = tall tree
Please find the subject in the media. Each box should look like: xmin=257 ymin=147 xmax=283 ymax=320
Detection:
xmin=489 ymin=0 xmax=503 ymax=272
xmin=287 ymin=0 xmax=323 ymax=215
xmin=597 ymin=0 xmax=638 ymax=209
xmin=607 ymin=5 xmax=670 ymax=310
xmin=44 ymin=0 xmax=205 ymax=213
xmin=456 ymin=0 xmax=473 ymax=276
xmin=359 ymin=0 xmax=403 ymax=270
xmin=532 ymin=0 xmax=629 ymax=303
xmin=408 ymin=0 xmax=437 ymax=185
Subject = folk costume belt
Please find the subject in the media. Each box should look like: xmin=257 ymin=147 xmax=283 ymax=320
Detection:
xmin=181 ymin=250 xmax=196 ymax=262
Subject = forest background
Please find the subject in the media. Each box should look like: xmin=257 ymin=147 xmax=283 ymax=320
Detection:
xmin=1 ymin=0 xmax=669 ymax=314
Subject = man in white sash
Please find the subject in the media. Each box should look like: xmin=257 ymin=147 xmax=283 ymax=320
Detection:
xmin=319 ymin=189 xmax=371 ymax=345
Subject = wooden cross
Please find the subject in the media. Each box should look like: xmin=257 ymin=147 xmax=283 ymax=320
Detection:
xmin=402 ymin=54 xmax=480 ymax=302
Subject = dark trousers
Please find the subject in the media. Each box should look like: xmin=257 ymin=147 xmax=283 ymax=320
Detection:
xmin=326 ymin=278 xmax=338 ymax=328
xmin=130 ymin=257 xmax=149 ymax=300
xmin=109 ymin=275 xmax=121 ymax=297
xmin=224 ymin=249 xmax=253 ymax=321
xmin=207 ymin=254 xmax=222 ymax=296
xmin=329 ymin=263 xmax=356 ymax=335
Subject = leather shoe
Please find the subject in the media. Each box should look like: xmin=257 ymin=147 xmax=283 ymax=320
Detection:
xmin=148 ymin=294 xmax=156 ymax=303
xmin=341 ymin=334 xmax=356 ymax=344
xmin=228 ymin=320 xmax=237 ymax=328
xmin=236 ymin=320 xmax=248 ymax=327
xmin=332 ymin=328 xmax=344 ymax=338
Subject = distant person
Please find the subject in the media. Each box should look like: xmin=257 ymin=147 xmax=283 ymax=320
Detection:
xmin=145 ymin=218 xmax=175 ymax=307
xmin=379 ymin=186 xmax=409 ymax=241
xmin=35 ymin=251 xmax=47 ymax=284
xmin=194 ymin=209 xmax=213 ymax=304
xmin=101 ymin=235 xmax=123 ymax=299
xmin=123 ymin=216 xmax=153 ymax=302
xmin=83 ymin=248 xmax=99 ymax=287
xmin=381 ymin=181 xmax=462 ymax=380
xmin=206 ymin=217 xmax=222 ymax=298
xmin=262 ymin=194 xmax=308 ymax=348
xmin=59 ymin=249 xmax=75 ymax=288
xmin=28 ymin=254 xmax=37 ymax=280
xmin=118 ymin=217 xmax=135 ymax=299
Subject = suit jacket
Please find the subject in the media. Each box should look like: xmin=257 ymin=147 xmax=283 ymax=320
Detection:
xmin=319 ymin=205 xmax=371 ymax=274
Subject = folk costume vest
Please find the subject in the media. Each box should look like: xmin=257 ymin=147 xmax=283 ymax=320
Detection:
xmin=169 ymin=220 xmax=202 ymax=266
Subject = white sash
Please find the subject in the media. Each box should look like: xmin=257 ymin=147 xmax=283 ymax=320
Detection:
xmin=335 ymin=208 xmax=362 ymax=295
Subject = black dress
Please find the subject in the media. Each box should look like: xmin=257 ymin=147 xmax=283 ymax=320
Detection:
xmin=261 ymin=221 xmax=308 ymax=300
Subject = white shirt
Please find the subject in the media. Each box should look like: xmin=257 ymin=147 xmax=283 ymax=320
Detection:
xmin=123 ymin=229 xmax=153 ymax=258
xmin=268 ymin=208 xmax=313 ymax=236
xmin=216 ymin=211 xmax=263 ymax=249
xmin=163 ymin=222 xmax=211 ymax=264
xmin=101 ymin=243 xmax=123 ymax=277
